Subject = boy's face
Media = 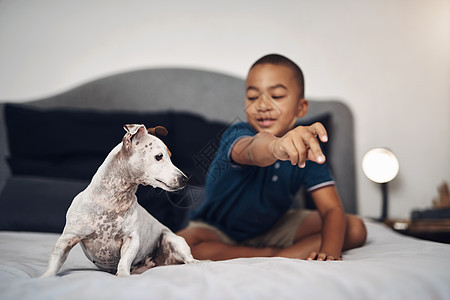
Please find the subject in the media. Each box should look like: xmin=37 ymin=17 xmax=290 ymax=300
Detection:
xmin=245 ymin=63 xmax=308 ymax=137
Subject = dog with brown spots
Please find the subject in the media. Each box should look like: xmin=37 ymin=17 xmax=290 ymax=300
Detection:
xmin=41 ymin=124 xmax=197 ymax=277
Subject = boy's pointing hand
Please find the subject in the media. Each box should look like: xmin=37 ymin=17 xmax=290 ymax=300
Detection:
xmin=271 ymin=122 xmax=328 ymax=168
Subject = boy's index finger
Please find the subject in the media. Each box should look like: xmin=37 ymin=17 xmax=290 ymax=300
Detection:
xmin=306 ymin=140 xmax=326 ymax=164
xmin=309 ymin=122 xmax=328 ymax=143
xmin=306 ymin=122 xmax=327 ymax=164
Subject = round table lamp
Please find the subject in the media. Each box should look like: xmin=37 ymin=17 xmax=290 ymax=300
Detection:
xmin=362 ymin=148 xmax=399 ymax=221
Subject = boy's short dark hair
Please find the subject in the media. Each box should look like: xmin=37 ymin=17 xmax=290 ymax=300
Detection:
xmin=250 ymin=54 xmax=305 ymax=98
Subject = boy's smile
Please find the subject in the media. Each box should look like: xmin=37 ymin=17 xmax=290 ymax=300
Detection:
xmin=245 ymin=63 xmax=308 ymax=137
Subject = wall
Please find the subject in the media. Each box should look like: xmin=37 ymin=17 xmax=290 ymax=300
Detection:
xmin=0 ymin=0 xmax=448 ymax=219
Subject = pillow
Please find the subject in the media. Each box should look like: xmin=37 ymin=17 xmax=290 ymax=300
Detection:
xmin=4 ymin=103 xmax=172 ymax=180
xmin=0 ymin=176 xmax=88 ymax=233
xmin=0 ymin=176 xmax=202 ymax=233
xmin=4 ymin=104 xmax=227 ymax=186
xmin=168 ymin=111 xmax=228 ymax=185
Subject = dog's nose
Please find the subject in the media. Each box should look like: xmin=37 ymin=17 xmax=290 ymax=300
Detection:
xmin=179 ymin=173 xmax=188 ymax=187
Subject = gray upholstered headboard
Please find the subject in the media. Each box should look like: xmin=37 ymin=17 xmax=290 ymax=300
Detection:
xmin=0 ymin=68 xmax=356 ymax=213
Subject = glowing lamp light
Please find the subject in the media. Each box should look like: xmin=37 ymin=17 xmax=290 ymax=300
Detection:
xmin=362 ymin=148 xmax=399 ymax=183
xmin=362 ymin=148 xmax=399 ymax=221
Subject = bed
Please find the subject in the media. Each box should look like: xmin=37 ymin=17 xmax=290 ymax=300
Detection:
xmin=1 ymin=68 xmax=449 ymax=299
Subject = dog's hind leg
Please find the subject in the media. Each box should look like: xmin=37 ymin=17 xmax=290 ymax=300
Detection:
xmin=161 ymin=231 xmax=199 ymax=265
xmin=40 ymin=233 xmax=80 ymax=277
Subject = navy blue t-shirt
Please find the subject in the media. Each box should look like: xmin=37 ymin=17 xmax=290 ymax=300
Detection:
xmin=190 ymin=122 xmax=334 ymax=242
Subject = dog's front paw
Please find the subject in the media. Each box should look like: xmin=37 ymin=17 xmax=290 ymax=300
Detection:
xmin=115 ymin=268 xmax=131 ymax=277
xmin=115 ymin=271 xmax=130 ymax=277
xmin=184 ymin=255 xmax=200 ymax=264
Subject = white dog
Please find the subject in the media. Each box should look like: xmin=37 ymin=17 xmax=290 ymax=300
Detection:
xmin=41 ymin=124 xmax=197 ymax=277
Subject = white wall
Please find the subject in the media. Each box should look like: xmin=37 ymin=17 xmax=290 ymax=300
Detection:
xmin=0 ymin=0 xmax=448 ymax=219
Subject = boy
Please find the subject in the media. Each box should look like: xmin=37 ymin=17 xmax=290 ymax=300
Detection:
xmin=178 ymin=54 xmax=366 ymax=261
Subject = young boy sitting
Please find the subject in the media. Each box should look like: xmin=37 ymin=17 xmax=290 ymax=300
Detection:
xmin=178 ymin=54 xmax=367 ymax=261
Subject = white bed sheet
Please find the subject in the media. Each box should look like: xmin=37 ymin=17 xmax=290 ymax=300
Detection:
xmin=1 ymin=220 xmax=449 ymax=300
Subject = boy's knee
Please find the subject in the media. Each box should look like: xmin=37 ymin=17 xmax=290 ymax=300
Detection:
xmin=352 ymin=217 xmax=367 ymax=246
xmin=346 ymin=216 xmax=367 ymax=249
xmin=177 ymin=227 xmax=221 ymax=247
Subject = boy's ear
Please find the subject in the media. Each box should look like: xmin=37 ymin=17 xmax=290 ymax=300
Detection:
xmin=296 ymin=98 xmax=309 ymax=118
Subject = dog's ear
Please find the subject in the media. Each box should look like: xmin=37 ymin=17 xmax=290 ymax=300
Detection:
xmin=148 ymin=126 xmax=168 ymax=137
xmin=123 ymin=124 xmax=146 ymax=150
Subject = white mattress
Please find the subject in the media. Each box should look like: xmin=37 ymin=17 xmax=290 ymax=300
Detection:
xmin=1 ymin=220 xmax=449 ymax=300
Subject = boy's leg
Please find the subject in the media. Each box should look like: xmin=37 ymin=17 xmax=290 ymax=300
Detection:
xmin=342 ymin=214 xmax=367 ymax=250
xmin=275 ymin=212 xmax=367 ymax=259
xmin=177 ymin=226 xmax=278 ymax=261
xmin=177 ymin=213 xmax=366 ymax=261
xmin=273 ymin=212 xmax=322 ymax=259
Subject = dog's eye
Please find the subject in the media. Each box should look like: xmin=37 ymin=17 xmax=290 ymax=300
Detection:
xmin=155 ymin=153 xmax=163 ymax=161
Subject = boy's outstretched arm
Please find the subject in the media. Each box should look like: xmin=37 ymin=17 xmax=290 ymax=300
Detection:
xmin=232 ymin=122 xmax=328 ymax=167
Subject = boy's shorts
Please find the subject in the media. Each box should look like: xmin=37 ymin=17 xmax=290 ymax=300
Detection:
xmin=187 ymin=209 xmax=313 ymax=248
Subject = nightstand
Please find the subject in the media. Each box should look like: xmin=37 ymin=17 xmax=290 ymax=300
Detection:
xmin=384 ymin=219 xmax=450 ymax=244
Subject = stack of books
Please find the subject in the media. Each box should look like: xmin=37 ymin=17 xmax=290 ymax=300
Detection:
xmin=407 ymin=182 xmax=450 ymax=242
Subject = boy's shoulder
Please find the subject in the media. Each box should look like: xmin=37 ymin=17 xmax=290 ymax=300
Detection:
xmin=214 ymin=122 xmax=256 ymax=158
xmin=228 ymin=121 xmax=255 ymax=131
xmin=222 ymin=121 xmax=257 ymax=139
